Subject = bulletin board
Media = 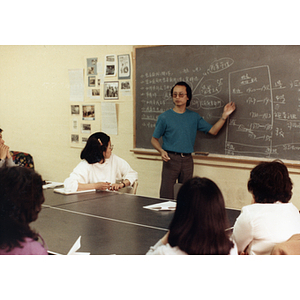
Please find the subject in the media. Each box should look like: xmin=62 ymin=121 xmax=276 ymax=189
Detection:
xmin=68 ymin=54 xmax=132 ymax=148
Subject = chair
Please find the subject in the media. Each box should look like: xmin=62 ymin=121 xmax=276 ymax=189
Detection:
xmin=173 ymin=183 xmax=183 ymax=200
xmin=118 ymin=180 xmax=138 ymax=195
xmin=9 ymin=151 xmax=34 ymax=169
xmin=271 ymin=234 xmax=300 ymax=255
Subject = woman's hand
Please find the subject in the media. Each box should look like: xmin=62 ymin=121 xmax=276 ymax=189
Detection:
xmin=110 ymin=183 xmax=124 ymax=191
xmin=95 ymin=182 xmax=112 ymax=191
xmin=0 ymin=144 xmax=9 ymax=160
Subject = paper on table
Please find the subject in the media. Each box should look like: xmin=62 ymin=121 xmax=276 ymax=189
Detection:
xmin=67 ymin=236 xmax=90 ymax=255
xmin=43 ymin=181 xmax=64 ymax=189
xmin=54 ymin=187 xmax=96 ymax=195
xmin=143 ymin=201 xmax=176 ymax=211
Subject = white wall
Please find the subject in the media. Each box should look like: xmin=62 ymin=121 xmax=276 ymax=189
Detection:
xmin=1 ymin=45 xmax=300 ymax=210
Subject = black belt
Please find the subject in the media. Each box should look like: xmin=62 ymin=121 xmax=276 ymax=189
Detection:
xmin=167 ymin=151 xmax=191 ymax=157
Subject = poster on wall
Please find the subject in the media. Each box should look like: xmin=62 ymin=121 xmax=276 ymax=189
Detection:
xmin=104 ymin=81 xmax=119 ymax=100
xmin=118 ymin=54 xmax=131 ymax=79
xmin=105 ymin=54 xmax=116 ymax=76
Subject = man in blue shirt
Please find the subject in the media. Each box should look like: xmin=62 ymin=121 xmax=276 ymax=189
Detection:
xmin=151 ymin=81 xmax=236 ymax=199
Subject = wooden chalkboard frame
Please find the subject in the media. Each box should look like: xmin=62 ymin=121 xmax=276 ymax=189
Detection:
xmin=132 ymin=45 xmax=300 ymax=169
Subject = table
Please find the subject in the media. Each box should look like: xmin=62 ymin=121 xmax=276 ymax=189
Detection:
xmin=31 ymin=189 xmax=241 ymax=255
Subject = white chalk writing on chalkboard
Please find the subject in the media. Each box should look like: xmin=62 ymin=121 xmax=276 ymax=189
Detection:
xmin=135 ymin=45 xmax=300 ymax=161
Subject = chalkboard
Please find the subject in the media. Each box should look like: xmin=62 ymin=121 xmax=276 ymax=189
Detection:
xmin=135 ymin=45 xmax=300 ymax=161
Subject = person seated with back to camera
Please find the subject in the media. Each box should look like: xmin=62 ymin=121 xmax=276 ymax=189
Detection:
xmin=0 ymin=166 xmax=48 ymax=255
xmin=146 ymin=177 xmax=237 ymax=255
xmin=0 ymin=128 xmax=15 ymax=168
xmin=232 ymin=159 xmax=300 ymax=255
xmin=64 ymin=132 xmax=138 ymax=193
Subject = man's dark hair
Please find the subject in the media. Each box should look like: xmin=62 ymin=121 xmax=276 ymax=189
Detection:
xmin=170 ymin=81 xmax=192 ymax=107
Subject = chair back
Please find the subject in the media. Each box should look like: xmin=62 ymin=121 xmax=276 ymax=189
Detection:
xmin=10 ymin=151 xmax=34 ymax=169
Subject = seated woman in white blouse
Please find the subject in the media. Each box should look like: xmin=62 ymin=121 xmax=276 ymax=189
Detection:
xmin=147 ymin=177 xmax=237 ymax=255
xmin=64 ymin=132 xmax=138 ymax=193
xmin=232 ymin=160 xmax=300 ymax=255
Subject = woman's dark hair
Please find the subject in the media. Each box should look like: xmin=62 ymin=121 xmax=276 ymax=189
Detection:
xmin=0 ymin=166 xmax=45 ymax=251
xmin=168 ymin=177 xmax=234 ymax=255
xmin=247 ymin=160 xmax=293 ymax=204
xmin=170 ymin=81 xmax=192 ymax=107
xmin=80 ymin=132 xmax=110 ymax=164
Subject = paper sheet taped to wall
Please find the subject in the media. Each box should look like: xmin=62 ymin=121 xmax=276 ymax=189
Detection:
xmin=101 ymin=102 xmax=118 ymax=135
xmin=68 ymin=69 xmax=84 ymax=102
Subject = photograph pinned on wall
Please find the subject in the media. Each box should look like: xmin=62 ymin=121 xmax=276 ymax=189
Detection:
xmin=71 ymin=105 xmax=80 ymax=115
xmin=87 ymin=88 xmax=100 ymax=99
xmin=104 ymin=81 xmax=119 ymax=100
xmin=71 ymin=134 xmax=79 ymax=143
xmin=105 ymin=54 xmax=116 ymax=76
xmin=88 ymin=76 xmax=96 ymax=87
xmin=120 ymin=81 xmax=131 ymax=96
xmin=82 ymin=105 xmax=95 ymax=120
xmin=87 ymin=58 xmax=98 ymax=76
xmin=92 ymin=89 xmax=100 ymax=97
xmin=118 ymin=54 xmax=131 ymax=79
xmin=72 ymin=119 xmax=79 ymax=132
xmin=81 ymin=123 xmax=91 ymax=134
xmin=82 ymin=136 xmax=88 ymax=144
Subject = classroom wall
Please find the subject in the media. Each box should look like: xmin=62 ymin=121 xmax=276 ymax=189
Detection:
xmin=1 ymin=45 xmax=300 ymax=210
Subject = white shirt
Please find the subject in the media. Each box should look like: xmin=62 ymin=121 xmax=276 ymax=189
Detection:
xmin=146 ymin=238 xmax=238 ymax=255
xmin=0 ymin=157 xmax=15 ymax=168
xmin=232 ymin=202 xmax=300 ymax=255
xmin=64 ymin=153 xmax=138 ymax=192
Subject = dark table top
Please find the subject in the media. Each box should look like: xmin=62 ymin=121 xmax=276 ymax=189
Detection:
xmin=32 ymin=189 xmax=240 ymax=255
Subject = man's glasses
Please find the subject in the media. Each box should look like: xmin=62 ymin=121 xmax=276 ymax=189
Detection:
xmin=172 ymin=93 xmax=187 ymax=98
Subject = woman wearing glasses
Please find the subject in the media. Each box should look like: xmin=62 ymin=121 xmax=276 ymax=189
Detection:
xmin=64 ymin=132 xmax=138 ymax=193
xmin=151 ymin=81 xmax=235 ymax=199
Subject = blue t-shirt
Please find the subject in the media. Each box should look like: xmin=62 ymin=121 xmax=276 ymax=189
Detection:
xmin=152 ymin=109 xmax=212 ymax=153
